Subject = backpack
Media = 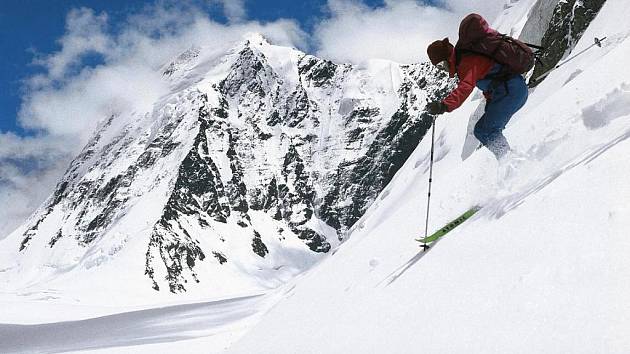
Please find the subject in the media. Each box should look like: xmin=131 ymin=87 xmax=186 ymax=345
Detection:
xmin=455 ymin=14 xmax=535 ymax=76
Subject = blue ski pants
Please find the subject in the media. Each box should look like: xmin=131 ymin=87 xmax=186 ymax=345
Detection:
xmin=474 ymin=74 xmax=528 ymax=159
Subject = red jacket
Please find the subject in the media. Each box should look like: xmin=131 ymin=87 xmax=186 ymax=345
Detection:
xmin=442 ymin=51 xmax=495 ymax=112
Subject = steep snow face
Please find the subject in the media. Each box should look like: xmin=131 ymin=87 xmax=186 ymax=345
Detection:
xmin=0 ymin=34 xmax=453 ymax=302
xmin=227 ymin=0 xmax=630 ymax=353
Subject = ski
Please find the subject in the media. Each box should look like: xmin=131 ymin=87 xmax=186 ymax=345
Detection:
xmin=416 ymin=206 xmax=481 ymax=245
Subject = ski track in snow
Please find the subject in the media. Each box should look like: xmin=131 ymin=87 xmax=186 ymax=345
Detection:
xmin=377 ymin=237 xmax=444 ymax=288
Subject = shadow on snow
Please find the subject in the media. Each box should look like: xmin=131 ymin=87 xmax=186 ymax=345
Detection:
xmin=0 ymin=294 xmax=264 ymax=353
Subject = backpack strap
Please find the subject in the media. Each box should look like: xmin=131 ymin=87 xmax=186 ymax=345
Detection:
xmin=523 ymin=42 xmax=545 ymax=51
xmin=454 ymin=47 xmax=464 ymax=68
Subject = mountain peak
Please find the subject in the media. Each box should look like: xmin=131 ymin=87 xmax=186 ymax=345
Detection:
xmin=241 ymin=32 xmax=270 ymax=47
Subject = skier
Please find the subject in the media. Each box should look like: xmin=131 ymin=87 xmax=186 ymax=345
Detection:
xmin=425 ymin=16 xmax=529 ymax=162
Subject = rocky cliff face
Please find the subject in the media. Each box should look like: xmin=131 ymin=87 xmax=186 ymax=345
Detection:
xmin=7 ymin=34 xmax=453 ymax=295
xmin=531 ymin=0 xmax=606 ymax=85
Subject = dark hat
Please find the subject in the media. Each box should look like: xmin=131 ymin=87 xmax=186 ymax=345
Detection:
xmin=427 ymin=38 xmax=454 ymax=65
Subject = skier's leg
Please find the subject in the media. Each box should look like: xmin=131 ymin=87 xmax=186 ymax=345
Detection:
xmin=486 ymin=133 xmax=511 ymax=158
xmin=474 ymin=76 xmax=528 ymax=159
xmin=474 ymin=102 xmax=512 ymax=159
xmin=508 ymin=75 xmax=529 ymax=114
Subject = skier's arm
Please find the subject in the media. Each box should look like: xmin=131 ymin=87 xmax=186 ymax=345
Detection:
xmin=442 ymin=56 xmax=494 ymax=112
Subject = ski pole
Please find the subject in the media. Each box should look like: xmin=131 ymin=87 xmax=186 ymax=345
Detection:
xmin=531 ymin=36 xmax=606 ymax=83
xmin=422 ymin=117 xmax=436 ymax=251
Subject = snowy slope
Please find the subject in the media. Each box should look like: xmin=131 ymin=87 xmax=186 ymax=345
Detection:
xmin=225 ymin=1 xmax=630 ymax=353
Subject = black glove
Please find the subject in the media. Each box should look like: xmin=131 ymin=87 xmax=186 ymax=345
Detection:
xmin=427 ymin=101 xmax=447 ymax=115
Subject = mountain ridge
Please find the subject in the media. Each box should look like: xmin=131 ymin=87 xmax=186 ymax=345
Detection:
xmin=0 ymin=33 xmax=453 ymax=301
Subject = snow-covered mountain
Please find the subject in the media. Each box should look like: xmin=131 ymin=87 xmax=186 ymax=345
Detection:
xmin=0 ymin=33 xmax=453 ymax=302
xmin=3 ymin=0 xmax=629 ymax=353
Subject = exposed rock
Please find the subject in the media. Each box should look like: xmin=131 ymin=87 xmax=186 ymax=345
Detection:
xmin=530 ymin=0 xmax=607 ymax=86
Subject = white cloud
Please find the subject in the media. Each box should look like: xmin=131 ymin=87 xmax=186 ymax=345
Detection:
xmin=31 ymin=8 xmax=112 ymax=84
xmin=0 ymin=133 xmax=76 ymax=240
xmin=221 ymin=0 xmax=247 ymax=23
xmin=207 ymin=0 xmax=247 ymax=23
xmin=314 ymin=0 xmax=506 ymax=64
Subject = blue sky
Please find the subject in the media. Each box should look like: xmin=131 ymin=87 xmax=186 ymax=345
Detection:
xmin=0 ymin=0 xmax=389 ymax=135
